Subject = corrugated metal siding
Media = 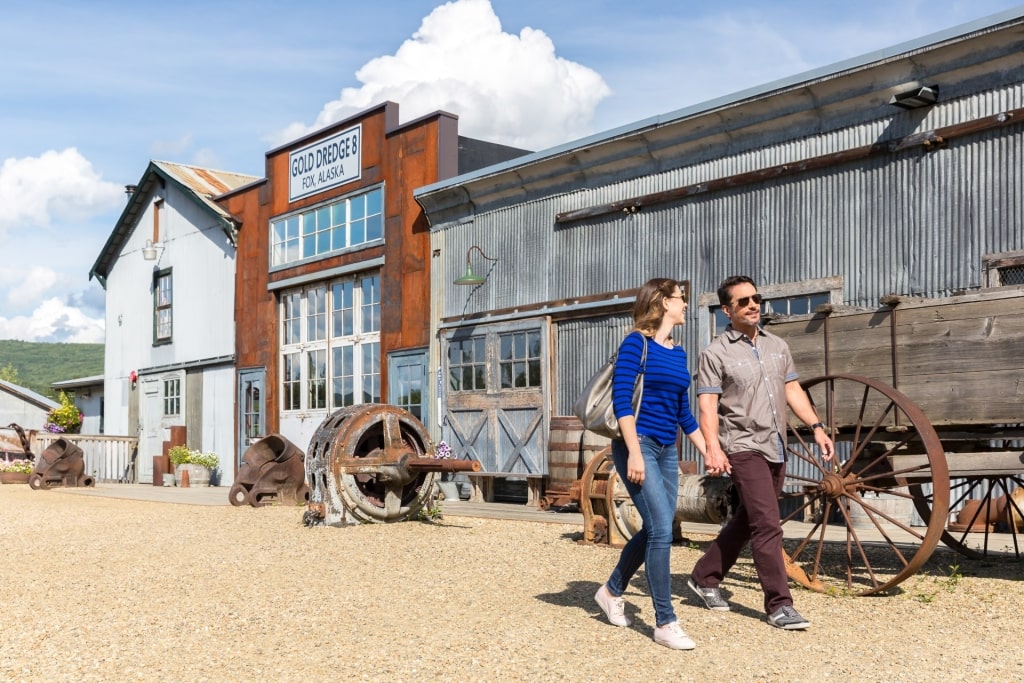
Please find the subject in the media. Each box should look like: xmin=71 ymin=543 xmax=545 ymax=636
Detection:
xmin=554 ymin=314 xmax=633 ymax=416
xmin=439 ymin=83 xmax=1023 ymax=323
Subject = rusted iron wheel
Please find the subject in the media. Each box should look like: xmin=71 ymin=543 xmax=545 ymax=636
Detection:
xmin=228 ymin=483 xmax=253 ymax=507
xmin=307 ymin=404 xmax=435 ymax=524
xmin=910 ymin=474 xmax=1024 ymax=560
xmin=781 ymin=374 xmax=949 ymax=595
xmin=606 ymin=459 xmax=642 ymax=542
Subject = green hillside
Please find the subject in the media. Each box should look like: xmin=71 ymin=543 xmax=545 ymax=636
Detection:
xmin=0 ymin=340 xmax=103 ymax=399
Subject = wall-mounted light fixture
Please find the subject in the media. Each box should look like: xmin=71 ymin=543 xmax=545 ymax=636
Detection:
xmin=889 ymin=85 xmax=938 ymax=110
xmin=454 ymin=245 xmax=498 ymax=286
xmin=142 ymin=239 xmax=159 ymax=261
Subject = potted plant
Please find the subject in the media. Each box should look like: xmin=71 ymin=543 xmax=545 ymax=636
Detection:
xmin=432 ymin=441 xmax=462 ymax=501
xmin=168 ymin=445 xmax=220 ymax=487
xmin=0 ymin=458 xmax=34 ymax=484
xmin=43 ymin=391 xmax=83 ymax=434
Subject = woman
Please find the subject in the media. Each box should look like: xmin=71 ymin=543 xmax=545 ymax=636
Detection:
xmin=593 ymin=278 xmax=707 ymax=650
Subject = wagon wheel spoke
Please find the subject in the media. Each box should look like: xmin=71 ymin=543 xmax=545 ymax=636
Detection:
xmin=782 ymin=374 xmax=948 ymax=596
xmin=383 ymin=481 xmax=403 ymax=518
xmin=912 ymin=474 xmax=1023 ymax=560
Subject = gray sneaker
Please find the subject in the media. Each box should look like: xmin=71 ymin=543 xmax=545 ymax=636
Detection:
xmin=767 ymin=605 xmax=811 ymax=630
xmin=686 ymin=577 xmax=730 ymax=611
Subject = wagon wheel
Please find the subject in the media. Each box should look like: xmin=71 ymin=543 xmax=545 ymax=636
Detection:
xmin=311 ymin=405 xmax=435 ymax=524
xmin=780 ymin=374 xmax=949 ymax=595
xmin=606 ymin=460 xmax=642 ymax=543
xmin=577 ymin=448 xmax=641 ymax=547
xmin=910 ymin=473 xmax=1024 ymax=559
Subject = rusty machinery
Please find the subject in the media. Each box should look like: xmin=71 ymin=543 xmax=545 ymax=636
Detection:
xmin=302 ymin=404 xmax=480 ymax=525
xmin=575 ymin=448 xmax=736 ymax=548
xmin=229 ymin=434 xmax=310 ymax=507
xmin=29 ymin=438 xmax=94 ymax=489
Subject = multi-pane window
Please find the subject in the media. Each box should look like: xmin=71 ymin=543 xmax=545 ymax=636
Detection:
xmin=983 ymin=251 xmax=1024 ymax=287
xmin=280 ymin=272 xmax=381 ymax=412
xmin=711 ymin=291 xmax=830 ymax=336
xmin=163 ymin=377 xmax=180 ymax=416
xmin=283 ymin=353 xmax=301 ymax=411
xmin=283 ymin=292 xmax=301 ymax=345
xmin=997 ymin=265 xmax=1024 ymax=285
xmin=270 ymin=187 xmax=383 ymax=267
xmin=499 ymin=330 xmax=542 ymax=388
xmin=154 ymin=270 xmax=172 ymax=342
xmin=449 ymin=337 xmax=487 ymax=391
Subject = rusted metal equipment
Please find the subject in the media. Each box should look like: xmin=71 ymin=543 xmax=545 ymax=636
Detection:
xmin=229 ymin=434 xmax=310 ymax=507
xmin=28 ymin=438 xmax=94 ymax=489
xmin=303 ymin=404 xmax=481 ymax=525
xmin=2 ymin=423 xmax=34 ymax=459
xmin=576 ymin=448 xmax=736 ymax=548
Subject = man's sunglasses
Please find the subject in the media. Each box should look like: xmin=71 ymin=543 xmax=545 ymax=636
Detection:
xmin=732 ymin=293 xmax=763 ymax=308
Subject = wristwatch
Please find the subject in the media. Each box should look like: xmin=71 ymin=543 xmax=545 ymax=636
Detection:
xmin=810 ymin=422 xmax=826 ymax=431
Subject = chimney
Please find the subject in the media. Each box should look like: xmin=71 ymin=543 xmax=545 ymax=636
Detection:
xmin=125 ymin=184 xmax=138 ymax=203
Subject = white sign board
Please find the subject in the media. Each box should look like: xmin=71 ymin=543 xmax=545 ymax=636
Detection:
xmin=288 ymin=125 xmax=362 ymax=201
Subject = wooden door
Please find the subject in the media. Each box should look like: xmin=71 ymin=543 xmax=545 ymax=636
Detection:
xmin=442 ymin=319 xmax=549 ymax=475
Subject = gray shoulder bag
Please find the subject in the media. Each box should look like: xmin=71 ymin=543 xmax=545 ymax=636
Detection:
xmin=572 ymin=335 xmax=648 ymax=440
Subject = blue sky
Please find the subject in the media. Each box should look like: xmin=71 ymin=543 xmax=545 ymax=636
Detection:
xmin=2 ymin=0 xmax=1022 ymax=343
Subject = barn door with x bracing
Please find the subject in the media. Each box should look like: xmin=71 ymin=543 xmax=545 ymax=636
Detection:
xmin=442 ymin=319 xmax=549 ymax=476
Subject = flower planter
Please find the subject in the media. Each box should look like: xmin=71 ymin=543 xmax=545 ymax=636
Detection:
xmin=174 ymin=464 xmax=210 ymax=488
xmin=0 ymin=471 xmax=31 ymax=484
xmin=437 ymin=480 xmax=462 ymax=501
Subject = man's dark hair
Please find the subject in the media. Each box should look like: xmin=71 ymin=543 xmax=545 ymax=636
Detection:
xmin=717 ymin=275 xmax=757 ymax=306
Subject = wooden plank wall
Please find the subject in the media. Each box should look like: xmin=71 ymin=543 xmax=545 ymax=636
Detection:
xmin=769 ymin=286 xmax=1024 ymax=428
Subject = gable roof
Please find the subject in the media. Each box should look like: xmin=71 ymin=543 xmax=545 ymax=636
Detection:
xmin=0 ymin=379 xmax=59 ymax=412
xmin=89 ymin=160 xmax=260 ymax=285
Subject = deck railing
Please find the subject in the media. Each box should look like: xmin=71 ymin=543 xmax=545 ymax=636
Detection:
xmin=31 ymin=433 xmax=138 ymax=484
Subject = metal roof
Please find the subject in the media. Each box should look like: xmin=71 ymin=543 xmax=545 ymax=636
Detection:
xmin=88 ymin=161 xmax=259 ymax=284
xmin=51 ymin=375 xmax=104 ymax=390
xmin=0 ymin=379 xmax=59 ymax=411
xmin=415 ymin=5 xmax=1024 ymax=200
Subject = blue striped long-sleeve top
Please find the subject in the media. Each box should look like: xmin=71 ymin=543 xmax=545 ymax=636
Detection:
xmin=612 ymin=331 xmax=699 ymax=445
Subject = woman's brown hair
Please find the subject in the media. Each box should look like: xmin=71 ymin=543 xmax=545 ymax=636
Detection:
xmin=632 ymin=278 xmax=681 ymax=337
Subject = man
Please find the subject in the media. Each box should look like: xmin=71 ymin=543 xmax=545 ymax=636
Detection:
xmin=687 ymin=275 xmax=834 ymax=630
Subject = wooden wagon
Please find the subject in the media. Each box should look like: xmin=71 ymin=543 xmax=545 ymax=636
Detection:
xmin=764 ymin=284 xmax=1024 ymax=594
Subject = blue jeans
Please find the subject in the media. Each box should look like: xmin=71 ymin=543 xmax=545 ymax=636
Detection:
xmin=605 ymin=435 xmax=679 ymax=626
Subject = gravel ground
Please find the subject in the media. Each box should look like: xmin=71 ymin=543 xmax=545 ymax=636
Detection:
xmin=1 ymin=485 xmax=1022 ymax=682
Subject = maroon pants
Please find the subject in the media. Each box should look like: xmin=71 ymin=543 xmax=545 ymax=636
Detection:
xmin=691 ymin=451 xmax=792 ymax=614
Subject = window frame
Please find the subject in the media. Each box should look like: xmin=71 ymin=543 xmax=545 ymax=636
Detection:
xmin=697 ymin=276 xmax=844 ymax=338
xmin=269 ymin=185 xmax=384 ymax=268
xmin=162 ymin=376 xmax=181 ymax=417
xmin=279 ymin=271 xmax=382 ymax=414
xmin=983 ymin=249 xmax=1024 ymax=288
xmin=153 ymin=267 xmax=173 ymax=345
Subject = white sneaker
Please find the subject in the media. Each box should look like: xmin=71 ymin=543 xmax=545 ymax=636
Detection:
xmin=594 ymin=585 xmax=631 ymax=627
xmin=653 ymin=621 xmax=696 ymax=650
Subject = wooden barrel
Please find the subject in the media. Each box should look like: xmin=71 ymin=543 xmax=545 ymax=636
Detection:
xmin=543 ymin=416 xmax=610 ymax=509
xmin=848 ymin=489 xmax=914 ymax=531
xmin=677 ymin=474 xmax=736 ymax=524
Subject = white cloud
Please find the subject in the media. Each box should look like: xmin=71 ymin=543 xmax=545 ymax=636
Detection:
xmin=0 ymin=148 xmax=124 ymax=237
xmin=0 ymin=297 xmax=104 ymax=343
xmin=275 ymin=0 xmax=611 ymax=151
xmin=6 ymin=266 xmax=58 ymax=309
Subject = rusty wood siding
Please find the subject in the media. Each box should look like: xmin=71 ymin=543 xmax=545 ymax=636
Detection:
xmin=220 ymin=104 xmax=451 ymax=439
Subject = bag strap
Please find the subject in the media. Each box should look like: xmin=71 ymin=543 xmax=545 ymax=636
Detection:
xmin=639 ymin=335 xmax=648 ymax=375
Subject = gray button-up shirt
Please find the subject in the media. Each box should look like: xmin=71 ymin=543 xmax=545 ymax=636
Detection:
xmin=696 ymin=325 xmax=798 ymax=462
